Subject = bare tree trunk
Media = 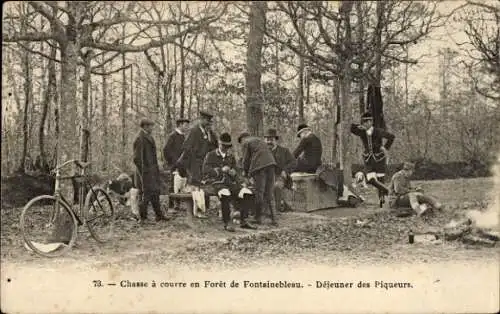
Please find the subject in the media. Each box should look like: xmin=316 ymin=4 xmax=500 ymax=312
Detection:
xmin=121 ymin=52 xmax=127 ymax=169
xmin=297 ymin=17 xmax=305 ymax=124
xmin=179 ymin=40 xmax=186 ymax=119
xmin=79 ymin=51 xmax=92 ymax=163
xmin=188 ymin=66 xmax=194 ymax=120
xmin=332 ymin=79 xmax=340 ymax=165
xmin=101 ymin=75 xmax=108 ymax=171
xmin=38 ymin=42 xmax=57 ymax=172
xmin=19 ymin=43 xmax=32 ymax=173
xmin=338 ymin=1 xmax=354 ymax=184
xmin=245 ymin=1 xmax=267 ymax=136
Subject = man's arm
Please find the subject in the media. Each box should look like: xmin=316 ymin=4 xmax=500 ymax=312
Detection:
xmin=283 ymin=147 xmax=296 ymax=173
xmin=202 ymin=152 xmax=221 ymax=180
xmin=242 ymin=142 xmax=251 ymax=175
xmin=392 ymin=173 xmax=411 ymax=195
xmin=350 ymin=124 xmax=364 ymax=136
xmin=293 ymin=138 xmax=307 ymax=158
xmin=381 ymin=129 xmax=395 ymax=150
xmin=177 ymin=128 xmax=195 ymax=167
xmin=163 ymin=134 xmax=175 ymax=166
xmin=133 ymin=137 xmax=144 ymax=173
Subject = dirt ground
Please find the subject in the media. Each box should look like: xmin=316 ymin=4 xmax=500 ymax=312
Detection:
xmin=1 ymin=177 xmax=498 ymax=272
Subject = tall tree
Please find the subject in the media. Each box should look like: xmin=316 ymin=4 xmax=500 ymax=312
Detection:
xmin=245 ymin=1 xmax=267 ymax=136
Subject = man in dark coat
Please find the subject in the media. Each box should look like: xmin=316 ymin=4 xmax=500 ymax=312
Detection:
xmin=351 ymin=112 xmax=395 ymax=207
xmin=293 ymin=124 xmax=323 ymax=173
xmin=238 ymin=132 xmax=278 ymax=226
xmin=202 ymin=133 xmax=257 ymax=232
xmin=176 ymin=111 xmax=218 ymax=187
xmin=163 ymin=118 xmax=190 ymax=210
xmin=264 ymin=128 xmax=295 ymax=212
xmin=133 ymin=118 xmax=168 ymax=223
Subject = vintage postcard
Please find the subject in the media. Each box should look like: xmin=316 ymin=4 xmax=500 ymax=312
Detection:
xmin=1 ymin=1 xmax=499 ymax=313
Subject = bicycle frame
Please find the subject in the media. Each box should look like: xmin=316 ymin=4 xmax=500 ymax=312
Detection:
xmin=52 ymin=159 xmax=91 ymax=226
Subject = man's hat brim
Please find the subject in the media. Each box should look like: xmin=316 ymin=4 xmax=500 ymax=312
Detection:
xmin=296 ymin=127 xmax=311 ymax=137
xmin=219 ymin=141 xmax=233 ymax=147
xmin=176 ymin=119 xmax=190 ymax=124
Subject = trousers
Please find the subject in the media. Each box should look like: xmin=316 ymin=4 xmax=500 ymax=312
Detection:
xmin=252 ymin=166 xmax=276 ymax=222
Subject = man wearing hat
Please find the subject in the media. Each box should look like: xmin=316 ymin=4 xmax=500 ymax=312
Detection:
xmin=351 ymin=112 xmax=395 ymax=207
xmin=163 ymin=118 xmax=190 ymax=210
xmin=238 ymin=132 xmax=278 ymax=226
xmin=202 ymin=133 xmax=257 ymax=232
xmin=176 ymin=110 xmax=218 ymax=216
xmin=264 ymin=128 xmax=295 ymax=212
xmin=388 ymin=162 xmax=443 ymax=216
xmin=133 ymin=118 xmax=168 ymax=223
xmin=293 ymin=124 xmax=323 ymax=173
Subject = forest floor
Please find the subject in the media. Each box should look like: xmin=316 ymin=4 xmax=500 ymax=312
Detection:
xmin=1 ymin=177 xmax=498 ymax=272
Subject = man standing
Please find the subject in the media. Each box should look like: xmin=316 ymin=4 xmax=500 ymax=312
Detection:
xmin=293 ymin=124 xmax=323 ymax=173
xmin=202 ymin=133 xmax=257 ymax=232
xmin=133 ymin=118 xmax=168 ymax=223
xmin=388 ymin=162 xmax=442 ymax=216
xmin=163 ymin=118 xmax=190 ymax=210
xmin=264 ymin=128 xmax=295 ymax=212
xmin=350 ymin=112 xmax=395 ymax=207
xmin=238 ymin=132 xmax=278 ymax=226
xmin=176 ymin=110 xmax=218 ymax=217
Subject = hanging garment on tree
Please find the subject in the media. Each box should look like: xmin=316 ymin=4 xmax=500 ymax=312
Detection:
xmin=366 ymin=84 xmax=387 ymax=130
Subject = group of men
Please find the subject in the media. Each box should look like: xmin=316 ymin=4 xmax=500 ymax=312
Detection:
xmin=132 ymin=110 xmax=324 ymax=232
xmin=351 ymin=112 xmax=442 ymax=216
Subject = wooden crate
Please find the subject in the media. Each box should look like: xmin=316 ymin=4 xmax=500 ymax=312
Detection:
xmin=283 ymin=173 xmax=339 ymax=212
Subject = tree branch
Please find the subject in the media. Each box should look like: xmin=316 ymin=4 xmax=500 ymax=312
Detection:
xmin=2 ymin=31 xmax=57 ymax=42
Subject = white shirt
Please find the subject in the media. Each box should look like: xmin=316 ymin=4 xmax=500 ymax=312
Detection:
xmin=175 ymin=128 xmax=184 ymax=135
xmin=366 ymin=126 xmax=374 ymax=136
xmin=217 ymin=148 xmax=226 ymax=159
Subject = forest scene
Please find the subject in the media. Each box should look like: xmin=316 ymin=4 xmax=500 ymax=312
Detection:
xmin=1 ymin=2 xmax=499 ymax=306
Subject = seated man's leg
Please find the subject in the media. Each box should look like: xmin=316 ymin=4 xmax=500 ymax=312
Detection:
xmin=274 ymin=177 xmax=285 ymax=212
xmin=234 ymin=186 xmax=256 ymax=229
xmin=366 ymin=172 xmax=389 ymax=195
xmin=416 ymin=193 xmax=442 ymax=210
xmin=217 ymin=188 xmax=234 ymax=231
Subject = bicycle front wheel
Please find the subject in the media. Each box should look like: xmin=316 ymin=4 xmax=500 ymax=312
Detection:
xmin=20 ymin=195 xmax=78 ymax=257
xmin=84 ymin=187 xmax=115 ymax=243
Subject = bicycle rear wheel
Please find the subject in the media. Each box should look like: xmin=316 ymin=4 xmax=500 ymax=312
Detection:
xmin=84 ymin=187 xmax=115 ymax=243
xmin=20 ymin=195 xmax=78 ymax=257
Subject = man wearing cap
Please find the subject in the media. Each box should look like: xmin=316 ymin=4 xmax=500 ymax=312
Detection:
xmin=351 ymin=112 xmax=395 ymax=207
xmin=388 ymin=162 xmax=443 ymax=216
xmin=264 ymin=128 xmax=295 ymax=212
xmin=293 ymin=124 xmax=323 ymax=173
xmin=176 ymin=110 xmax=218 ymax=216
xmin=163 ymin=118 xmax=190 ymax=211
xmin=202 ymin=133 xmax=257 ymax=232
xmin=238 ymin=132 xmax=278 ymax=226
xmin=133 ymin=118 xmax=168 ymax=223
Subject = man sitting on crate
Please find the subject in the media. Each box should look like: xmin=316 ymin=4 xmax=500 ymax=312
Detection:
xmin=293 ymin=124 xmax=323 ymax=173
xmin=202 ymin=133 xmax=257 ymax=232
xmin=388 ymin=162 xmax=443 ymax=217
xmin=264 ymin=128 xmax=295 ymax=212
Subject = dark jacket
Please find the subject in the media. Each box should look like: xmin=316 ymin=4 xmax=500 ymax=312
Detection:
xmin=293 ymin=133 xmax=322 ymax=172
xmin=202 ymin=148 xmax=238 ymax=185
xmin=350 ymin=124 xmax=395 ymax=161
xmin=242 ymin=137 xmax=277 ymax=176
xmin=271 ymin=144 xmax=295 ymax=188
xmin=163 ymin=129 xmax=185 ymax=168
xmin=133 ymin=129 xmax=161 ymax=194
xmin=177 ymin=123 xmax=218 ymax=185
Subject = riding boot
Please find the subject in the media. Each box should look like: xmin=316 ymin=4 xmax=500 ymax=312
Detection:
xmin=367 ymin=178 xmax=389 ymax=196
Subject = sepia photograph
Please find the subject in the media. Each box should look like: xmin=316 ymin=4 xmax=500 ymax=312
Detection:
xmin=1 ymin=1 xmax=499 ymax=313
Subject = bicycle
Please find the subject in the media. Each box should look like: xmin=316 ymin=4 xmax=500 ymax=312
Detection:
xmin=20 ymin=159 xmax=115 ymax=257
